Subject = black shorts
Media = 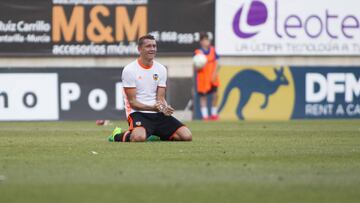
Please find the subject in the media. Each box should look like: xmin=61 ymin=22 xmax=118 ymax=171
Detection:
xmin=128 ymin=112 xmax=184 ymax=141
xmin=198 ymin=86 xmax=218 ymax=96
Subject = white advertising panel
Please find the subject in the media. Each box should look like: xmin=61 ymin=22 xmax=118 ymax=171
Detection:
xmin=0 ymin=74 xmax=59 ymax=121
xmin=216 ymin=0 xmax=360 ymax=55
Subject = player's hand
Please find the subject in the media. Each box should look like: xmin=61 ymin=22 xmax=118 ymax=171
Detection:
xmin=155 ymin=101 xmax=174 ymax=116
xmin=163 ymin=105 xmax=174 ymax=116
xmin=155 ymin=101 xmax=169 ymax=113
xmin=155 ymin=101 xmax=165 ymax=112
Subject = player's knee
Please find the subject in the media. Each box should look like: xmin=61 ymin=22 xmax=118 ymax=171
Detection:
xmin=130 ymin=128 xmax=146 ymax=142
xmin=179 ymin=127 xmax=192 ymax=141
xmin=131 ymin=133 xmax=146 ymax=142
xmin=182 ymin=133 xmax=192 ymax=141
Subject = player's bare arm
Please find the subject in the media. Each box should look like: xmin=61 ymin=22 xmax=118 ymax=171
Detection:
xmin=124 ymin=87 xmax=159 ymax=112
xmin=156 ymin=86 xmax=174 ymax=116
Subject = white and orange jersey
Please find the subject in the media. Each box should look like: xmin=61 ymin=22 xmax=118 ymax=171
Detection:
xmin=122 ymin=59 xmax=167 ymax=117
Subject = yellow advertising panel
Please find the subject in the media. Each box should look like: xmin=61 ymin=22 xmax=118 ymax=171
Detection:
xmin=218 ymin=66 xmax=295 ymax=120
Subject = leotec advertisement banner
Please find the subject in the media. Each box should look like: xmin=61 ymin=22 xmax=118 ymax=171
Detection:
xmin=216 ymin=0 xmax=360 ymax=55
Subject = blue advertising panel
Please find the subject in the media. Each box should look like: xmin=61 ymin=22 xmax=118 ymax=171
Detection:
xmin=292 ymin=67 xmax=360 ymax=119
xmin=200 ymin=66 xmax=360 ymax=120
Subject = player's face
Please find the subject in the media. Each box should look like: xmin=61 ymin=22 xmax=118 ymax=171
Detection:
xmin=200 ymin=38 xmax=211 ymax=49
xmin=139 ymin=39 xmax=157 ymax=60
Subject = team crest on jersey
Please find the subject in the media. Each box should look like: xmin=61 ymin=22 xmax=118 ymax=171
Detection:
xmin=136 ymin=121 xmax=141 ymax=126
xmin=153 ymin=74 xmax=159 ymax=81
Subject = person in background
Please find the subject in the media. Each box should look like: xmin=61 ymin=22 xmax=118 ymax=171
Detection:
xmin=194 ymin=32 xmax=220 ymax=121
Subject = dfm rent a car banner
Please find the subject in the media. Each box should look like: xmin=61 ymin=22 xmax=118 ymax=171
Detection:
xmin=216 ymin=0 xmax=360 ymax=55
xmin=217 ymin=66 xmax=360 ymax=120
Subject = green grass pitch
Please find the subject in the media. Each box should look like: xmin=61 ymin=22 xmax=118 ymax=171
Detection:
xmin=0 ymin=120 xmax=360 ymax=203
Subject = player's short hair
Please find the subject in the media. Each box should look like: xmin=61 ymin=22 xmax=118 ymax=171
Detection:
xmin=199 ymin=32 xmax=209 ymax=41
xmin=138 ymin=34 xmax=155 ymax=47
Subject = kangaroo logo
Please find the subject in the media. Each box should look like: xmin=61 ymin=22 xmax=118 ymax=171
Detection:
xmin=218 ymin=67 xmax=292 ymax=120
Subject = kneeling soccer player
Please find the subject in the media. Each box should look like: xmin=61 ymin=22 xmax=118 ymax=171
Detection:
xmin=108 ymin=34 xmax=192 ymax=142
